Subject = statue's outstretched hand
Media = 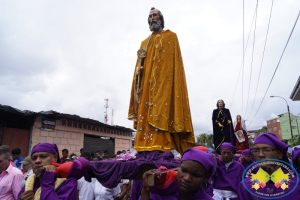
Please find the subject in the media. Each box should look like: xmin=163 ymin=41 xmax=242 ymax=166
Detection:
xmin=228 ymin=120 xmax=231 ymax=124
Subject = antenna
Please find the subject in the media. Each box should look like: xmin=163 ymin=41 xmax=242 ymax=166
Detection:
xmin=104 ymin=99 xmax=109 ymax=124
xmin=111 ymin=109 xmax=114 ymax=126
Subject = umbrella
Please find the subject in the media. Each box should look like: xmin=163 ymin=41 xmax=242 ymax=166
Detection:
xmin=194 ymin=146 xmax=210 ymax=152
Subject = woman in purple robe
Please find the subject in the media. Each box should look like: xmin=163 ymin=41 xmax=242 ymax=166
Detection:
xmin=238 ymin=133 xmax=300 ymax=200
xmin=239 ymin=149 xmax=254 ymax=169
xmin=139 ymin=147 xmax=216 ymax=200
xmin=18 ymin=143 xmax=89 ymax=200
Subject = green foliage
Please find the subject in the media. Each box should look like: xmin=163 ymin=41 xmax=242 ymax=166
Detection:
xmin=207 ymin=134 xmax=214 ymax=148
xmin=255 ymin=126 xmax=267 ymax=137
xmin=197 ymin=133 xmax=208 ymax=146
xmin=290 ymin=136 xmax=300 ymax=146
xmin=196 ymin=133 xmax=214 ymax=148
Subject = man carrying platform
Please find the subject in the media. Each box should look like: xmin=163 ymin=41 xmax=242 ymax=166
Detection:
xmin=128 ymin=7 xmax=195 ymax=154
xmin=18 ymin=143 xmax=89 ymax=200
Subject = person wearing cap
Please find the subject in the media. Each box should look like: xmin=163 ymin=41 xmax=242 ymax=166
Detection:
xmin=239 ymin=149 xmax=254 ymax=169
xmin=20 ymin=156 xmax=34 ymax=187
xmin=18 ymin=143 xmax=88 ymax=200
xmin=213 ymin=142 xmax=245 ymax=200
xmin=238 ymin=133 xmax=300 ymax=200
xmin=140 ymin=147 xmax=215 ymax=200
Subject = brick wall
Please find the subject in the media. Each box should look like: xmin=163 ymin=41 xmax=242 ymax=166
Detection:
xmin=30 ymin=117 xmax=132 ymax=156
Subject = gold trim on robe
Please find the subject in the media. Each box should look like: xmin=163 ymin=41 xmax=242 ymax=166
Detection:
xmin=128 ymin=30 xmax=195 ymax=154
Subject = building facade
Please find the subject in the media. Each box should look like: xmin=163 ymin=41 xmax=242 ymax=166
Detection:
xmin=0 ymin=105 xmax=133 ymax=157
xmin=266 ymin=118 xmax=282 ymax=140
xmin=277 ymin=113 xmax=300 ymax=140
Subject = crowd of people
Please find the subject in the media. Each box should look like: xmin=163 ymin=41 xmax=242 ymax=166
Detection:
xmin=0 ymin=144 xmax=131 ymax=200
xmin=1 ymin=132 xmax=300 ymax=200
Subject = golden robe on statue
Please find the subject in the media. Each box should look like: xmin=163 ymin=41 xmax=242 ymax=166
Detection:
xmin=128 ymin=30 xmax=195 ymax=154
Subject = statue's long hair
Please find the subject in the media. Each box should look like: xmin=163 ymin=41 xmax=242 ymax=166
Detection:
xmin=216 ymin=99 xmax=225 ymax=108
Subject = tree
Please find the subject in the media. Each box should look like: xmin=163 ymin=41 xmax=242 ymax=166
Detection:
xmin=255 ymin=126 xmax=267 ymax=137
xmin=290 ymin=135 xmax=300 ymax=146
xmin=197 ymin=133 xmax=208 ymax=146
xmin=206 ymin=134 xmax=214 ymax=148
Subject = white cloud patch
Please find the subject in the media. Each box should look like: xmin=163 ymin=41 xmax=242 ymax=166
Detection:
xmin=0 ymin=0 xmax=300 ymax=134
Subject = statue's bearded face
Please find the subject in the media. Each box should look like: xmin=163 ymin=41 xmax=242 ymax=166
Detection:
xmin=218 ymin=100 xmax=224 ymax=108
xmin=148 ymin=10 xmax=161 ymax=32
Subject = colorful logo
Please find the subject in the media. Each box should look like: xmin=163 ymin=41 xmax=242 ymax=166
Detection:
xmin=242 ymin=159 xmax=299 ymax=199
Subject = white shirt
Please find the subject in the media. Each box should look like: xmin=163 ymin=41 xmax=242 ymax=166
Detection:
xmin=77 ymin=177 xmax=95 ymax=200
xmin=94 ymin=179 xmax=121 ymax=200
xmin=21 ymin=167 xmax=33 ymax=188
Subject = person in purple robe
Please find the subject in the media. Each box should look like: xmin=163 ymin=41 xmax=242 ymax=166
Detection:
xmin=213 ymin=142 xmax=244 ymax=200
xmin=18 ymin=143 xmax=89 ymax=200
xmin=238 ymin=133 xmax=300 ymax=200
xmin=139 ymin=147 xmax=216 ymax=200
xmin=292 ymin=147 xmax=300 ymax=175
xmin=239 ymin=149 xmax=254 ymax=169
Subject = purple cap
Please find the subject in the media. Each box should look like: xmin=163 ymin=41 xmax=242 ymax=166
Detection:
xmin=242 ymin=149 xmax=253 ymax=156
xmin=181 ymin=148 xmax=216 ymax=184
xmin=220 ymin=142 xmax=234 ymax=151
xmin=254 ymin=133 xmax=288 ymax=163
xmin=31 ymin=143 xmax=59 ymax=157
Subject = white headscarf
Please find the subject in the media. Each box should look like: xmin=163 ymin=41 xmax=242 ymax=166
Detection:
xmin=233 ymin=115 xmax=247 ymax=132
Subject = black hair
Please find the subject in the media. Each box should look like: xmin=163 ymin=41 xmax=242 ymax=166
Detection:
xmin=80 ymin=148 xmax=84 ymax=151
xmin=80 ymin=152 xmax=91 ymax=161
xmin=104 ymin=150 xmax=108 ymax=154
xmin=148 ymin=7 xmax=165 ymax=29
xmin=92 ymin=156 xmax=102 ymax=161
xmin=62 ymin=149 xmax=69 ymax=154
xmin=0 ymin=145 xmax=10 ymax=159
xmin=117 ymin=151 xmax=122 ymax=155
xmin=11 ymin=148 xmax=21 ymax=155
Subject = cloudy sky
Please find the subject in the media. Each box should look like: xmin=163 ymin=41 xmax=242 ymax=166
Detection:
xmin=1 ymin=0 xmax=299 ymax=138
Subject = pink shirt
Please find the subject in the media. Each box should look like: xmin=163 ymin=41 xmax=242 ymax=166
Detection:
xmin=0 ymin=163 xmax=24 ymax=200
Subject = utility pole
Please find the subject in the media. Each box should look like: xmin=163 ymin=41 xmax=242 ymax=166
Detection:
xmin=270 ymin=96 xmax=293 ymax=138
xmin=104 ymin=99 xmax=109 ymax=124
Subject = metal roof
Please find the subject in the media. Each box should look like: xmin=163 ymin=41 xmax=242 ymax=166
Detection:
xmin=290 ymin=76 xmax=300 ymax=101
xmin=0 ymin=104 xmax=134 ymax=132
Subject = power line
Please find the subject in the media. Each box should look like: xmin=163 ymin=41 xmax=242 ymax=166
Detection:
xmin=247 ymin=0 xmax=274 ymax=119
xmin=245 ymin=0 xmax=259 ymax=118
xmin=248 ymin=11 xmax=300 ymax=128
xmin=229 ymin=5 xmax=258 ymax=110
xmin=242 ymin=0 xmax=245 ymax=116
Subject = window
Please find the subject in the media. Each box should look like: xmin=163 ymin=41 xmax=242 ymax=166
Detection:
xmin=269 ymin=128 xmax=272 ymax=132
xmin=268 ymin=121 xmax=270 ymax=125
xmin=273 ymin=120 xmax=276 ymax=123
xmin=274 ymin=127 xmax=277 ymax=131
xmin=292 ymin=126 xmax=297 ymax=129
